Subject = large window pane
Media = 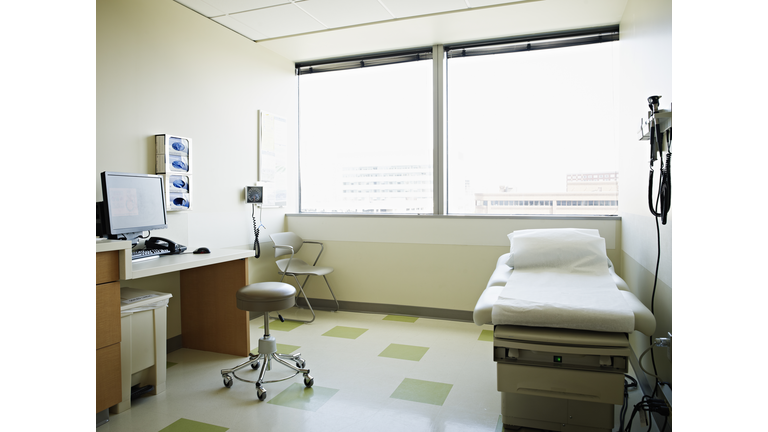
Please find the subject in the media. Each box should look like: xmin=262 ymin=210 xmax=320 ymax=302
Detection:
xmin=299 ymin=61 xmax=433 ymax=213
xmin=446 ymin=42 xmax=619 ymax=215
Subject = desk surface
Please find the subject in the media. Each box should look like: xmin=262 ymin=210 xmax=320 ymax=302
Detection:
xmin=96 ymin=239 xmax=254 ymax=280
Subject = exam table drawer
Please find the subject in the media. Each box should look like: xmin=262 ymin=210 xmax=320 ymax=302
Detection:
xmin=497 ymin=363 xmax=624 ymax=405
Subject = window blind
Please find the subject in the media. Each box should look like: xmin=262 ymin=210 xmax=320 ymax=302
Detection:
xmin=445 ymin=26 xmax=619 ymax=59
xmin=296 ymin=48 xmax=433 ymax=75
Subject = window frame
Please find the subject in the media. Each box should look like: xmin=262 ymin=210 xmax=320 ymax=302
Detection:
xmin=296 ymin=26 xmax=619 ymax=216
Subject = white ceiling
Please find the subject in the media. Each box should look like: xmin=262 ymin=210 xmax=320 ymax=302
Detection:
xmin=174 ymin=0 xmax=627 ymax=62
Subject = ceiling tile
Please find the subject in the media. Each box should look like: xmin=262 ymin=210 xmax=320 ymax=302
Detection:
xmin=201 ymin=0 xmax=290 ymax=15
xmin=231 ymin=3 xmax=327 ymax=39
xmin=379 ymin=0 xmax=468 ymax=18
xmin=297 ymin=0 xmax=393 ymax=29
xmin=174 ymin=0 xmax=227 ymax=17
xmin=467 ymin=0 xmax=529 ymax=8
xmin=212 ymin=15 xmax=270 ymax=39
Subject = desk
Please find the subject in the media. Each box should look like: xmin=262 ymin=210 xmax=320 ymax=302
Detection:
xmin=97 ymin=240 xmax=256 ymax=357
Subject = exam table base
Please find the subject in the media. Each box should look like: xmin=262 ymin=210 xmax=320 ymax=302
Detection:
xmin=501 ymin=392 xmax=613 ymax=432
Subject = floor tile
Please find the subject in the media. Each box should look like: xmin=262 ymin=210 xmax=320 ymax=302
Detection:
xmin=390 ymin=378 xmax=453 ymax=406
xmin=159 ymin=418 xmax=228 ymax=432
xmin=383 ymin=315 xmax=418 ymax=323
xmin=99 ymin=310 xmax=660 ymax=432
xmin=262 ymin=319 xmax=304 ymax=332
xmin=379 ymin=343 xmax=429 ymax=361
xmin=322 ymin=325 xmax=368 ymax=339
xmin=478 ymin=329 xmax=494 ymax=341
xmin=268 ymin=382 xmax=339 ymax=412
xmin=251 ymin=343 xmax=300 ymax=355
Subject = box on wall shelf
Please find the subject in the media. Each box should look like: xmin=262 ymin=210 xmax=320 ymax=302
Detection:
xmin=155 ymin=134 xmax=192 ymax=211
xmin=155 ymin=134 xmax=191 ymax=174
xmin=163 ymin=174 xmax=191 ymax=211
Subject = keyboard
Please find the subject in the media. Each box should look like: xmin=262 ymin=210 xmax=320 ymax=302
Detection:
xmin=132 ymin=248 xmax=171 ymax=261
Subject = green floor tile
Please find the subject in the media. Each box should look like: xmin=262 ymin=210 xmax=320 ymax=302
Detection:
xmin=379 ymin=343 xmax=429 ymax=361
xmin=261 ymin=319 xmax=304 ymax=332
xmin=251 ymin=343 xmax=300 ymax=355
xmin=383 ymin=315 xmax=418 ymax=323
xmin=268 ymin=382 xmax=339 ymax=411
xmin=167 ymin=361 xmax=178 ymax=368
xmin=478 ymin=329 xmax=494 ymax=342
xmin=390 ymin=378 xmax=453 ymax=406
xmin=159 ymin=418 xmax=228 ymax=432
xmin=322 ymin=326 xmax=368 ymax=339
xmin=495 ymin=415 xmax=504 ymax=432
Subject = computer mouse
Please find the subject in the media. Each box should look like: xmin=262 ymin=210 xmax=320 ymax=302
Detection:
xmin=193 ymin=247 xmax=211 ymax=254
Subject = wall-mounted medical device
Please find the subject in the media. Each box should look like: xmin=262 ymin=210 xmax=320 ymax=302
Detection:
xmin=640 ymin=96 xmax=672 ymax=224
xmin=245 ymin=185 xmax=265 ymax=258
xmin=245 ymin=185 xmax=264 ymax=204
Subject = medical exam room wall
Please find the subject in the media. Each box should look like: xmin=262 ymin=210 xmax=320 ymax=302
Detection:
xmin=617 ymin=0 xmax=673 ymax=386
xmin=96 ymin=0 xmax=298 ymax=341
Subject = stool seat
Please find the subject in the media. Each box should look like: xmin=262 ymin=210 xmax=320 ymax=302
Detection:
xmin=236 ymin=282 xmax=296 ymax=312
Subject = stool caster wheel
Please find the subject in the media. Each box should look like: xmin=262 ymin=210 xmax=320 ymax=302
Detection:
xmin=256 ymin=385 xmax=267 ymax=401
xmin=251 ymin=361 xmax=261 ymax=370
xmin=223 ymin=375 xmax=233 ymax=388
xmin=296 ymin=360 xmax=306 ymax=369
xmin=303 ymin=374 xmax=314 ymax=388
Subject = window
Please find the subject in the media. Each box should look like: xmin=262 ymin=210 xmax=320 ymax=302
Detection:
xmin=298 ymin=53 xmax=433 ymax=214
xmin=446 ymin=35 xmax=619 ymax=215
xmin=297 ymin=27 xmax=619 ymax=216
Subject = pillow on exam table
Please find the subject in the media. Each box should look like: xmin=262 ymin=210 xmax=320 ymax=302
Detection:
xmin=505 ymin=228 xmax=603 ymax=268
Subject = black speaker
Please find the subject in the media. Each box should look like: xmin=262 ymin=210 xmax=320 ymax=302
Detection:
xmin=96 ymin=201 xmax=104 ymax=237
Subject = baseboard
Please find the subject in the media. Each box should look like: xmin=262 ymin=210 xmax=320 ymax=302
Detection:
xmin=168 ymin=301 xmax=472 ymax=355
xmin=296 ymin=297 xmax=474 ymax=322
xmin=167 ymin=334 xmax=183 ymax=354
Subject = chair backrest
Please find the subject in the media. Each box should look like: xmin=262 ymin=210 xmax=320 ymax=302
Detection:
xmin=270 ymin=232 xmax=304 ymax=257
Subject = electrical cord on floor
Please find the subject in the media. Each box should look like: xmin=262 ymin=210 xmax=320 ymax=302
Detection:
xmin=619 ymin=374 xmax=639 ymax=432
xmin=621 ymin=395 xmax=670 ymax=432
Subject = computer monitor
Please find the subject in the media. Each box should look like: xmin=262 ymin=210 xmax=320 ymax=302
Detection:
xmin=99 ymin=171 xmax=167 ymax=245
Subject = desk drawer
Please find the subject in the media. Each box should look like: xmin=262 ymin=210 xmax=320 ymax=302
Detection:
xmin=97 ymin=282 xmax=121 ymax=349
xmin=97 ymin=251 xmax=119 ymax=284
xmin=96 ymin=343 xmax=122 ymax=412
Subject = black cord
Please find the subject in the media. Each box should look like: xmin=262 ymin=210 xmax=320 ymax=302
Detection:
xmin=252 ymin=205 xmax=261 ymax=258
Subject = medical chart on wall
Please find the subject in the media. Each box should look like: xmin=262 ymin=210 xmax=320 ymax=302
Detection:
xmin=258 ymin=110 xmax=287 ymax=207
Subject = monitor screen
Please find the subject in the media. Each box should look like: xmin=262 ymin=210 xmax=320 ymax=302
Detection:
xmin=100 ymin=172 xmax=167 ymax=242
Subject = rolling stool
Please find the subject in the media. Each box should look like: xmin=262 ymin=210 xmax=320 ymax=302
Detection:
xmin=220 ymin=282 xmax=314 ymax=401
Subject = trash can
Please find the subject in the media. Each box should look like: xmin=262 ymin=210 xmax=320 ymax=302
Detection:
xmin=110 ymin=287 xmax=172 ymax=414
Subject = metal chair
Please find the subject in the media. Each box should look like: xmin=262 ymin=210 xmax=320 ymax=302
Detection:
xmin=269 ymin=232 xmax=339 ymax=323
xmin=220 ymin=282 xmax=314 ymax=401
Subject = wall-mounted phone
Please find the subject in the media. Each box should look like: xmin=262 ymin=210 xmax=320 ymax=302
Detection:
xmin=145 ymin=236 xmax=187 ymax=254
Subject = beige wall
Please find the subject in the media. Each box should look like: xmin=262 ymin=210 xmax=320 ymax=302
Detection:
xmin=96 ymin=0 xmax=297 ymax=338
xmin=617 ymin=0 xmax=673 ymax=385
xmin=286 ymin=215 xmax=621 ymax=312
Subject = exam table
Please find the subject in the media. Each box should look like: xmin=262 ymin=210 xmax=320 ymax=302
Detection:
xmin=473 ymin=229 xmax=656 ymax=432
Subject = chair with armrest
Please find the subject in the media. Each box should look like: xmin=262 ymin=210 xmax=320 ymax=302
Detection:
xmin=269 ymin=232 xmax=339 ymax=323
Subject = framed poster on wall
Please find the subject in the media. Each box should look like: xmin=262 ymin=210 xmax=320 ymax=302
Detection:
xmin=258 ymin=110 xmax=287 ymax=207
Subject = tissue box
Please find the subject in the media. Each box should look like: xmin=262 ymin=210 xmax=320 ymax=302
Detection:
xmin=155 ymin=134 xmax=192 ymax=174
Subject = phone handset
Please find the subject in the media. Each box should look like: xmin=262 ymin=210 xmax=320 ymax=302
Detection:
xmin=145 ymin=236 xmax=187 ymax=254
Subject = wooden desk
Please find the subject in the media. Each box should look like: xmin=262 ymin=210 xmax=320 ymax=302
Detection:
xmin=97 ymin=240 xmax=255 ymax=356
xmin=127 ymin=246 xmax=256 ymax=357
xmin=96 ymin=241 xmax=255 ymax=414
